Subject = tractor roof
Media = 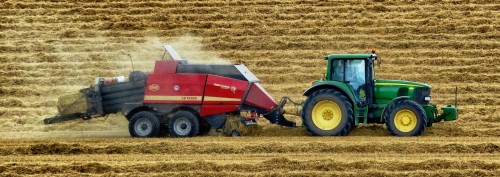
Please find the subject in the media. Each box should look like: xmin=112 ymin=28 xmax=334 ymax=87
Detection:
xmin=324 ymin=54 xmax=371 ymax=60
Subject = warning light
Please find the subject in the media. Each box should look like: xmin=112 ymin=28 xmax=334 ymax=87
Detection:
xmin=371 ymin=48 xmax=376 ymax=54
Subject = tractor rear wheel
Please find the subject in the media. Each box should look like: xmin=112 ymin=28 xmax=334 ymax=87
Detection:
xmin=168 ymin=111 xmax=200 ymax=137
xmin=385 ymin=100 xmax=427 ymax=136
xmin=301 ymin=89 xmax=353 ymax=136
xmin=129 ymin=111 xmax=161 ymax=137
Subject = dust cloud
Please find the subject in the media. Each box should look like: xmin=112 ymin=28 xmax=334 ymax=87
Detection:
xmin=119 ymin=34 xmax=231 ymax=73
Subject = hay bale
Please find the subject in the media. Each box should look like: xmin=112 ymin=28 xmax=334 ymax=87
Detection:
xmin=57 ymin=93 xmax=88 ymax=115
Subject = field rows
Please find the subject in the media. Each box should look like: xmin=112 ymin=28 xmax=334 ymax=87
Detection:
xmin=0 ymin=137 xmax=497 ymax=176
xmin=1 ymin=41 xmax=498 ymax=53
xmin=2 ymin=3 xmax=498 ymax=13
xmin=3 ymin=50 xmax=499 ymax=61
xmin=2 ymin=28 xmax=497 ymax=40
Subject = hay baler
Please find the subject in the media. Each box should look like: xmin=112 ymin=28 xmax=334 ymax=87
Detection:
xmin=44 ymin=45 xmax=296 ymax=137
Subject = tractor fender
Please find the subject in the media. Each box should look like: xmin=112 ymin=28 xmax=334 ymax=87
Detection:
xmin=303 ymin=83 xmax=356 ymax=104
xmin=379 ymin=96 xmax=410 ymax=122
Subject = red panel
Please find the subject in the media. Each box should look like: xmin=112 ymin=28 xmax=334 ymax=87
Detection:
xmin=244 ymin=83 xmax=277 ymax=111
xmin=153 ymin=60 xmax=178 ymax=74
xmin=200 ymin=105 xmax=239 ymax=117
xmin=144 ymin=74 xmax=207 ymax=104
xmin=203 ymin=75 xmax=249 ymax=105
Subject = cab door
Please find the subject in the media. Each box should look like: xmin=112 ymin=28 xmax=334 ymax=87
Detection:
xmin=330 ymin=60 xmax=364 ymax=99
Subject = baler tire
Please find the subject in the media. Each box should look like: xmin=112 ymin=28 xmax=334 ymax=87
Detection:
xmin=168 ymin=111 xmax=199 ymax=138
xmin=301 ymin=89 xmax=353 ymax=136
xmin=385 ymin=100 xmax=427 ymax=136
xmin=128 ymin=111 xmax=161 ymax=138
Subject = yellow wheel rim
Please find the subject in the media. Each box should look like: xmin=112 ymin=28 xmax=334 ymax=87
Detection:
xmin=394 ymin=109 xmax=417 ymax=132
xmin=312 ymin=100 xmax=342 ymax=130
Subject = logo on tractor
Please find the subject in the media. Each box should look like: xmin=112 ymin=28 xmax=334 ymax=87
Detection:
xmin=148 ymin=84 xmax=160 ymax=91
xmin=214 ymin=83 xmax=236 ymax=93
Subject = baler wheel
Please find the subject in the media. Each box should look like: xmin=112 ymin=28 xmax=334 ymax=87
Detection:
xmin=301 ymin=89 xmax=353 ymax=136
xmin=168 ymin=111 xmax=200 ymax=137
xmin=385 ymin=100 xmax=426 ymax=136
xmin=128 ymin=111 xmax=161 ymax=137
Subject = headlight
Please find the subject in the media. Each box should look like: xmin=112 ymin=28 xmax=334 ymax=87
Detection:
xmin=424 ymin=96 xmax=431 ymax=101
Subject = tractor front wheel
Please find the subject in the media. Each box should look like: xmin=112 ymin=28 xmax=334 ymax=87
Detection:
xmin=385 ymin=100 xmax=427 ymax=136
xmin=168 ymin=111 xmax=200 ymax=137
xmin=301 ymin=89 xmax=353 ymax=136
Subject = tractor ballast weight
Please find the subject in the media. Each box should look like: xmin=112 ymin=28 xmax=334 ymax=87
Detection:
xmin=44 ymin=45 xmax=296 ymax=137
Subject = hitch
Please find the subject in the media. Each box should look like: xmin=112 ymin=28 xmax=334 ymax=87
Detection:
xmin=277 ymin=96 xmax=303 ymax=116
xmin=262 ymin=96 xmax=303 ymax=127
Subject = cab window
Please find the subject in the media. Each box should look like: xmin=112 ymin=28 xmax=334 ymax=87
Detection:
xmin=330 ymin=59 xmax=366 ymax=100
xmin=330 ymin=60 xmax=344 ymax=81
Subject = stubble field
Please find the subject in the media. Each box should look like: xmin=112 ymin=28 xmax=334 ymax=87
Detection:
xmin=0 ymin=0 xmax=499 ymax=176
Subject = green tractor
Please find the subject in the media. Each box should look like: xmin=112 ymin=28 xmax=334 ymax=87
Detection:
xmin=301 ymin=49 xmax=457 ymax=136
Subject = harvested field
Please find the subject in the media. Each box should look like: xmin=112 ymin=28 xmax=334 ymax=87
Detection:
xmin=0 ymin=0 xmax=499 ymax=176
xmin=0 ymin=136 xmax=499 ymax=176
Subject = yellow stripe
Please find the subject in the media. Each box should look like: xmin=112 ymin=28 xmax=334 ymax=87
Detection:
xmin=375 ymin=83 xmax=422 ymax=87
xmin=144 ymin=95 xmax=241 ymax=102
xmin=203 ymin=96 xmax=241 ymax=102
xmin=144 ymin=95 xmax=202 ymax=101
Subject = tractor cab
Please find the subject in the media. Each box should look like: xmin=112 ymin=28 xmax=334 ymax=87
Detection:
xmin=323 ymin=50 xmax=378 ymax=109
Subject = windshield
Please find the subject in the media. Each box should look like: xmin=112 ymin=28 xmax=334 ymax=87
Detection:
xmin=330 ymin=59 xmax=366 ymax=100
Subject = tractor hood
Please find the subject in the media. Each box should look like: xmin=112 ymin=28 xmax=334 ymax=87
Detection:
xmin=375 ymin=79 xmax=431 ymax=89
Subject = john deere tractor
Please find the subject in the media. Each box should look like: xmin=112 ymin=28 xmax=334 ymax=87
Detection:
xmin=301 ymin=49 xmax=457 ymax=136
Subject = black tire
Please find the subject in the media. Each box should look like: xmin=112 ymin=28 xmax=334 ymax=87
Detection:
xmin=168 ymin=111 xmax=200 ymax=137
xmin=129 ymin=71 xmax=147 ymax=82
xmin=385 ymin=100 xmax=427 ymax=136
xmin=350 ymin=121 xmax=358 ymax=130
xmin=301 ymin=89 xmax=353 ymax=136
xmin=128 ymin=111 xmax=161 ymax=137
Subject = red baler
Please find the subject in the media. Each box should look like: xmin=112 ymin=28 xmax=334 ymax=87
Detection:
xmin=44 ymin=45 xmax=296 ymax=137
